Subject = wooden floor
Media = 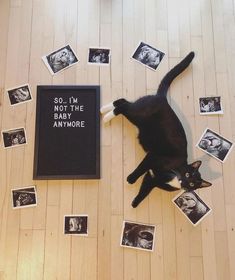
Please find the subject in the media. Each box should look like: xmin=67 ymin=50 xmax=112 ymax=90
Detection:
xmin=0 ymin=0 xmax=235 ymax=279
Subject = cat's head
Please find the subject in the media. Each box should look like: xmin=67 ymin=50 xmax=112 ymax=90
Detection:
xmin=179 ymin=161 xmax=212 ymax=191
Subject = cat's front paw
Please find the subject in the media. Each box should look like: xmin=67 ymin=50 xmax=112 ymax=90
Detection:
xmin=127 ymin=173 xmax=137 ymax=184
xmin=131 ymin=198 xmax=139 ymax=208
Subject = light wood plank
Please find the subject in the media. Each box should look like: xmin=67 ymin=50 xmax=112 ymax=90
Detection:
xmin=189 ymin=0 xmax=202 ymax=37
xmin=111 ymin=0 xmax=123 ymax=84
xmin=4 ymin=192 xmax=20 ymax=280
xmin=56 ymin=182 xmax=73 ymax=280
xmin=150 ymin=222 xmax=164 ymax=280
xmin=122 ymin=2 xmax=139 ymax=280
xmin=167 ymin=0 xmax=180 ymax=57
xmin=98 ymin=146 xmax=111 ymax=280
xmin=70 ymin=181 xmax=98 ymax=280
xmin=189 ymin=226 xmax=203 ymax=257
xmin=215 ymin=231 xmax=230 ymax=280
xmin=226 ymin=205 xmax=235 ymax=280
xmin=122 ymin=0 xmax=137 ymax=222
xmin=200 ymin=190 xmax=218 ymax=280
xmin=178 ymin=0 xmax=191 ymax=55
xmin=43 ymin=206 xmax=59 ymax=280
xmin=175 ymin=214 xmax=191 ymax=280
xmin=0 ymin=2 xmax=11 ymax=272
xmin=0 ymin=0 xmax=10 ymax=88
xmin=17 ymin=229 xmax=33 ymax=280
xmin=111 ymin=215 xmax=124 ymax=280
xmin=137 ymin=252 xmax=151 ymax=280
xmin=32 ymin=183 xmax=47 ymax=230
xmin=190 ymin=257 xmax=204 ymax=280
xmin=111 ymin=84 xmax=124 ymax=216
xmin=71 ymin=237 xmax=97 ymax=280
xmin=162 ymin=192 xmax=177 ymax=280
xmin=211 ymin=0 xmax=227 ymax=73
xmin=31 ymin=230 xmax=45 ymax=280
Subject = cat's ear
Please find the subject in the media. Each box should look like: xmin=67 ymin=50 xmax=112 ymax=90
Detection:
xmin=191 ymin=160 xmax=202 ymax=170
xmin=200 ymin=179 xmax=212 ymax=188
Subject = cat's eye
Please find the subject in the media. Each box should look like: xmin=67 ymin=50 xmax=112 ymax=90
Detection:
xmin=189 ymin=182 xmax=194 ymax=187
xmin=185 ymin=173 xmax=190 ymax=178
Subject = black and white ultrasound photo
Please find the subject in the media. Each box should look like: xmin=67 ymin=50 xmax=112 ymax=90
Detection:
xmin=64 ymin=215 xmax=88 ymax=235
xmin=88 ymin=48 xmax=111 ymax=64
xmin=2 ymin=128 xmax=27 ymax=148
xmin=199 ymin=97 xmax=223 ymax=115
xmin=7 ymin=84 xmax=32 ymax=105
xmin=197 ymin=128 xmax=233 ymax=162
xmin=120 ymin=221 xmax=156 ymax=251
xmin=173 ymin=190 xmax=212 ymax=226
xmin=132 ymin=42 xmax=165 ymax=70
xmin=42 ymin=45 xmax=78 ymax=75
xmin=12 ymin=186 xmax=37 ymax=209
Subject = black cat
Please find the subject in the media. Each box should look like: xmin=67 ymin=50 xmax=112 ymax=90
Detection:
xmin=101 ymin=52 xmax=212 ymax=208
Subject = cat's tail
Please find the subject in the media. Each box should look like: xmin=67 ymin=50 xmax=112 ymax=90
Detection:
xmin=156 ymin=51 xmax=195 ymax=97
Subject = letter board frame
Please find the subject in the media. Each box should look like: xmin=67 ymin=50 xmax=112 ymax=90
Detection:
xmin=33 ymin=85 xmax=100 ymax=180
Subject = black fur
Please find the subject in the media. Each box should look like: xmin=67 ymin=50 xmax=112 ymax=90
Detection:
xmin=104 ymin=52 xmax=212 ymax=207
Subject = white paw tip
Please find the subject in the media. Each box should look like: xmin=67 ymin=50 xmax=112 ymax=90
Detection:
xmin=103 ymin=111 xmax=115 ymax=123
xmin=100 ymin=102 xmax=114 ymax=114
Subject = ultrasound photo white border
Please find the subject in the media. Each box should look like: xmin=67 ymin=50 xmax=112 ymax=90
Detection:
xmin=196 ymin=128 xmax=234 ymax=163
xmin=120 ymin=221 xmax=156 ymax=252
xmin=131 ymin=41 xmax=165 ymax=71
xmin=1 ymin=127 xmax=27 ymax=149
xmin=42 ymin=44 xmax=79 ymax=75
xmin=11 ymin=186 xmax=37 ymax=209
xmin=63 ymin=215 xmax=88 ymax=236
xmin=199 ymin=96 xmax=223 ymax=115
xmin=88 ymin=47 xmax=111 ymax=65
xmin=6 ymin=84 xmax=32 ymax=106
xmin=172 ymin=190 xmax=212 ymax=226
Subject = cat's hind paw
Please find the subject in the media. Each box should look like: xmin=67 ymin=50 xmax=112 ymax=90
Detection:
xmin=113 ymin=98 xmax=127 ymax=107
xmin=103 ymin=110 xmax=115 ymax=123
xmin=100 ymin=102 xmax=114 ymax=114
